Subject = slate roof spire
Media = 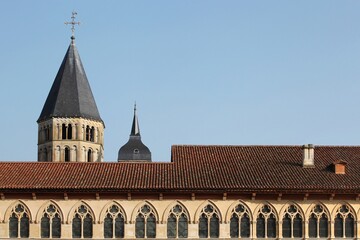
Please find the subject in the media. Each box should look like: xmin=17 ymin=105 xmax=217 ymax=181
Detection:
xmin=37 ymin=36 xmax=102 ymax=123
xmin=118 ymin=104 xmax=152 ymax=162
xmin=131 ymin=103 xmax=140 ymax=136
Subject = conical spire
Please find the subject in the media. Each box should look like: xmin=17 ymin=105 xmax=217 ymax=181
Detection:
xmin=131 ymin=103 xmax=140 ymax=136
xmin=37 ymin=39 xmax=102 ymax=123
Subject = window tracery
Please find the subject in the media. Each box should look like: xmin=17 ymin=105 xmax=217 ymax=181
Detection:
xmin=282 ymin=204 xmax=302 ymax=238
xmin=198 ymin=204 xmax=220 ymax=238
xmin=308 ymin=204 xmax=328 ymax=238
xmin=41 ymin=204 xmax=61 ymax=238
xmin=256 ymin=204 xmax=276 ymax=238
xmin=9 ymin=203 xmax=30 ymax=238
xmin=167 ymin=204 xmax=188 ymax=238
xmin=72 ymin=204 xmax=93 ymax=238
xmin=334 ymin=205 xmax=355 ymax=238
xmin=104 ymin=204 xmax=125 ymax=238
xmin=230 ymin=203 xmax=250 ymax=238
xmin=135 ymin=204 xmax=156 ymax=238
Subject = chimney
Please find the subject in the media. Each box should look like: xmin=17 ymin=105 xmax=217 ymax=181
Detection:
xmin=333 ymin=160 xmax=347 ymax=174
xmin=302 ymin=144 xmax=315 ymax=168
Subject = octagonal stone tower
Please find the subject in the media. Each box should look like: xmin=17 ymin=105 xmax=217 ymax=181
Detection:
xmin=37 ymin=37 xmax=105 ymax=162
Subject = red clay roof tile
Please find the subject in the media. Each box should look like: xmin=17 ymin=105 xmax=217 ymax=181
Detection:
xmin=1 ymin=145 xmax=360 ymax=193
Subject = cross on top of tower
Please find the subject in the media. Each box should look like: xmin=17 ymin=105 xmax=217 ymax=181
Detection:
xmin=65 ymin=11 xmax=80 ymax=40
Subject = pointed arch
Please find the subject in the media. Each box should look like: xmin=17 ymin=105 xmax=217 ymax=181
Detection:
xmin=194 ymin=200 xmax=222 ymax=224
xmin=6 ymin=200 xmax=31 ymax=238
xmin=132 ymin=201 xmax=158 ymax=238
xmin=226 ymin=200 xmax=252 ymax=238
xmin=195 ymin=200 xmax=221 ymax=238
xmin=333 ymin=202 xmax=356 ymax=238
xmin=279 ymin=201 xmax=305 ymax=219
xmin=332 ymin=202 xmax=356 ymax=220
xmin=163 ymin=201 xmax=190 ymax=238
xmin=67 ymin=201 xmax=96 ymax=224
xmin=130 ymin=201 xmax=159 ymax=224
xmin=225 ymin=200 xmax=252 ymax=223
xmin=99 ymin=201 xmax=127 ymax=224
xmin=279 ymin=201 xmax=305 ymax=238
xmin=254 ymin=202 xmax=278 ymax=239
xmin=253 ymin=201 xmax=279 ymax=221
xmin=4 ymin=200 xmax=32 ymax=223
xmin=305 ymin=202 xmax=330 ymax=238
xmin=35 ymin=200 xmax=64 ymax=224
xmin=162 ymin=201 xmax=191 ymax=224
xmin=37 ymin=200 xmax=63 ymax=238
xmin=305 ymin=202 xmax=331 ymax=219
xmin=101 ymin=201 xmax=126 ymax=239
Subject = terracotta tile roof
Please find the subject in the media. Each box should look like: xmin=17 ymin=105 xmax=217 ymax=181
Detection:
xmin=1 ymin=145 xmax=360 ymax=193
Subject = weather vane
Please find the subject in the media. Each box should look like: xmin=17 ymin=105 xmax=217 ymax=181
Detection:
xmin=65 ymin=11 xmax=80 ymax=39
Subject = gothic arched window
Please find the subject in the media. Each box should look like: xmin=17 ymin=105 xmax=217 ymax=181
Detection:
xmin=135 ymin=204 xmax=156 ymax=238
xmin=230 ymin=203 xmax=251 ymax=238
xmin=167 ymin=204 xmax=188 ymax=238
xmin=334 ymin=205 xmax=355 ymax=238
xmin=9 ymin=203 xmax=30 ymax=238
xmin=282 ymin=205 xmax=303 ymax=238
xmin=72 ymin=204 xmax=93 ymax=238
xmin=308 ymin=204 xmax=329 ymax=238
xmin=41 ymin=204 xmax=61 ymax=238
xmin=256 ymin=204 xmax=277 ymax=238
xmin=198 ymin=204 xmax=220 ymax=238
xmin=104 ymin=204 xmax=125 ymax=238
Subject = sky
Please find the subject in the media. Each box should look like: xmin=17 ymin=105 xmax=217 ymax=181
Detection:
xmin=0 ymin=1 xmax=360 ymax=162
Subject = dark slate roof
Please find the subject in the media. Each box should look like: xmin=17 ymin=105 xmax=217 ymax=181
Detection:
xmin=1 ymin=145 xmax=360 ymax=193
xmin=118 ymin=106 xmax=151 ymax=162
xmin=38 ymin=39 xmax=102 ymax=123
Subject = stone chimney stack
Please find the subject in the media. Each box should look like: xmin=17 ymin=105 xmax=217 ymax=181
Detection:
xmin=302 ymin=144 xmax=315 ymax=168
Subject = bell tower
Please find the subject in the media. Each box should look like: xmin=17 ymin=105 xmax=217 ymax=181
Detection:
xmin=118 ymin=104 xmax=151 ymax=162
xmin=37 ymin=12 xmax=105 ymax=162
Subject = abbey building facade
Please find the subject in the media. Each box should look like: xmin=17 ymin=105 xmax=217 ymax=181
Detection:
xmin=1 ymin=27 xmax=360 ymax=239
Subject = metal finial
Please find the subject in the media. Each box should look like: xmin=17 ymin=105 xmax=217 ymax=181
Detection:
xmin=134 ymin=102 xmax=137 ymax=112
xmin=65 ymin=11 xmax=80 ymax=39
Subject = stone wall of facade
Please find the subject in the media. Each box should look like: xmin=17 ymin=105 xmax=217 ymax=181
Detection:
xmin=38 ymin=118 xmax=104 ymax=162
xmin=0 ymin=197 xmax=359 ymax=239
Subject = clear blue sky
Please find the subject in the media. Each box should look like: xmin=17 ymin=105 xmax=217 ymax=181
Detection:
xmin=0 ymin=1 xmax=360 ymax=161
